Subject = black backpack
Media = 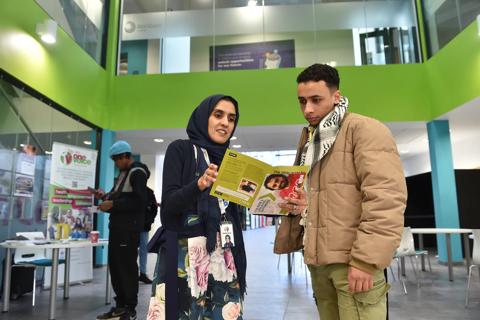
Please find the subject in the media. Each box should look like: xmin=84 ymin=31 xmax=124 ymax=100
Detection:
xmin=144 ymin=187 xmax=158 ymax=231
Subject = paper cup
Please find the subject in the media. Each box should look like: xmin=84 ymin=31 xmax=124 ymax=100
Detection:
xmin=90 ymin=231 xmax=99 ymax=243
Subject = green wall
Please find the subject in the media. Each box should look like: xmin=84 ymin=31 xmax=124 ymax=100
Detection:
xmin=109 ymin=63 xmax=430 ymax=130
xmin=0 ymin=0 xmax=111 ymax=128
xmin=0 ymin=0 xmax=479 ymax=131
xmin=426 ymin=21 xmax=480 ymax=118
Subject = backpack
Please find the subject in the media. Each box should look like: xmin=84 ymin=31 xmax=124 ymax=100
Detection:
xmin=144 ymin=187 xmax=158 ymax=231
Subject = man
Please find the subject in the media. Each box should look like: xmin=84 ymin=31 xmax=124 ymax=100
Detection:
xmin=274 ymin=64 xmax=407 ymax=319
xmin=95 ymin=140 xmax=149 ymax=320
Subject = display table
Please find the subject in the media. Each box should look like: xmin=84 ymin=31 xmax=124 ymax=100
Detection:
xmin=411 ymin=228 xmax=473 ymax=281
xmin=1 ymin=239 xmax=110 ymax=320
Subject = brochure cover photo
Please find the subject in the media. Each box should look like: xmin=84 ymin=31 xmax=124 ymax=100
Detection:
xmin=210 ymin=149 xmax=309 ymax=215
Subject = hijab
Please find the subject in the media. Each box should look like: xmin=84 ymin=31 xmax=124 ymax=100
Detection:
xmin=186 ymin=94 xmax=239 ymax=252
xmin=186 ymin=94 xmax=239 ymax=166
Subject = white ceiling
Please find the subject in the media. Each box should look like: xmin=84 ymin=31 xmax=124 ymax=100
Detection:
xmin=116 ymin=97 xmax=480 ymax=162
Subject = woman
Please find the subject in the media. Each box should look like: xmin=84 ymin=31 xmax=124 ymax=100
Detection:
xmin=148 ymin=95 xmax=247 ymax=320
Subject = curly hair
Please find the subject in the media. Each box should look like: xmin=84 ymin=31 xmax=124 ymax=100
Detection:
xmin=296 ymin=63 xmax=340 ymax=90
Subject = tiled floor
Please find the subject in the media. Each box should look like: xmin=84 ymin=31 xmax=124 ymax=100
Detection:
xmin=1 ymin=226 xmax=479 ymax=319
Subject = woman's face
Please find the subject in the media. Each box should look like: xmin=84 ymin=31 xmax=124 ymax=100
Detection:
xmin=208 ymin=100 xmax=237 ymax=144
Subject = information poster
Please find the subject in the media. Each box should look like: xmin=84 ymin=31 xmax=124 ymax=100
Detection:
xmin=47 ymin=142 xmax=97 ymax=240
xmin=44 ymin=142 xmax=98 ymax=287
xmin=210 ymin=40 xmax=295 ymax=71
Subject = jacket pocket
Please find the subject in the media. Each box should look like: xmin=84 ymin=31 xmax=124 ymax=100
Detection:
xmin=353 ymin=282 xmax=390 ymax=305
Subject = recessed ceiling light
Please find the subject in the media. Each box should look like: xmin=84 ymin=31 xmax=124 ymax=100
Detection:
xmin=247 ymin=0 xmax=257 ymax=6
xmin=20 ymin=143 xmax=25 ymax=147
xmin=83 ymin=140 xmax=92 ymax=145
xmin=230 ymin=136 xmax=238 ymax=141
xmin=154 ymin=138 xmax=164 ymax=143
xmin=232 ymin=144 xmax=242 ymax=149
xmin=45 ymin=151 xmax=52 ymax=155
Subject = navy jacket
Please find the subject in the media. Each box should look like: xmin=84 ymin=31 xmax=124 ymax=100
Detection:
xmin=160 ymin=139 xmax=247 ymax=295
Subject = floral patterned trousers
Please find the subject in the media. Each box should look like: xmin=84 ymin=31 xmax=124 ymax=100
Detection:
xmin=148 ymin=235 xmax=243 ymax=320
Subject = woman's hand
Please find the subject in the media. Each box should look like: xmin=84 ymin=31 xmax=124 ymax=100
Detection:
xmin=197 ymin=164 xmax=218 ymax=191
xmin=278 ymin=186 xmax=307 ymax=215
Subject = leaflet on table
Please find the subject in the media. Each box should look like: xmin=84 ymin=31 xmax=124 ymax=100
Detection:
xmin=210 ymin=149 xmax=309 ymax=215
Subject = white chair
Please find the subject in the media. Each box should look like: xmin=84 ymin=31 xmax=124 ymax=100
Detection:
xmin=390 ymin=227 xmax=432 ymax=294
xmin=465 ymin=229 xmax=480 ymax=307
xmin=12 ymin=232 xmax=65 ymax=306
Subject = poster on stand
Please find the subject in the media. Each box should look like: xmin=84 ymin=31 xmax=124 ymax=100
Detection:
xmin=44 ymin=142 xmax=98 ymax=287
xmin=47 ymin=142 xmax=97 ymax=240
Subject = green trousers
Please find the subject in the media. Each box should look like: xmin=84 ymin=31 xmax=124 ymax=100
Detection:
xmin=308 ymin=263 xmax=389 ymax=320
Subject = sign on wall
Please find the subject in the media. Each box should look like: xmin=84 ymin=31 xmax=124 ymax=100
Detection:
xmin=210 ymin=40 xmax=295 ymax=71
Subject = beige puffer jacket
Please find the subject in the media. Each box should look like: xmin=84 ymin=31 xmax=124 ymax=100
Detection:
xmin=276 ymin=112 xmax=407 ymax=273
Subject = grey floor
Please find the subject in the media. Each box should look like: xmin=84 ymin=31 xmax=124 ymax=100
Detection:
xmin=1 ymin=226 xmax=480 ymax=319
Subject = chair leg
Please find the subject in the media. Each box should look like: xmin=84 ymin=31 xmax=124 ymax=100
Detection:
xmin=277 ymin=254 xmax=281 ymax=270
xmin=426 ymin=253 xmax=432 ymax=272
xmin=389 ymin=265 xmax=397 ymax=282
xmin=465 ymin=265 xmax=474 ymax=307
xmin=408 ymin=256 xmax=420 ymax=288
xmin=397 ymin=258 xmax=407 ymax=294
xmin=32 ymin=268 xmax=36 ymax=307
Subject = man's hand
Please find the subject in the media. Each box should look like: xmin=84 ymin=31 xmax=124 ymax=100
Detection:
xmin=278 ymin=186 xmax=307 ymax=215
xmin=197 ymin=164 xmax=218 ymax=191
xmin=348 ymin=266 xmax=373 ymax=293
xmin=93 ymin=188 xmax=105 ymax=200
xmin=99 ymin=200 xmax=113 ymax=212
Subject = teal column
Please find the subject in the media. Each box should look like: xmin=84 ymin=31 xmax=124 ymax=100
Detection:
xmin=95 ymin=130 xmax=116 ymax=265
xmin=427 ymin=120 xmax=462 ymax=263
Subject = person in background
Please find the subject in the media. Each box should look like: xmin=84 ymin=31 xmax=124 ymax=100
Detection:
xmin=95 ymin=140 xmax=149 ymax=320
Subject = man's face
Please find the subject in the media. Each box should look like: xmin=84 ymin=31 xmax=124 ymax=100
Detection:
xmin=266 ymin=176 xmax=288 ymax=190
xmin=113 ymin=155 xmax=130 ymax=170
xmin=297 ymin=80 xmax=340 ymax=126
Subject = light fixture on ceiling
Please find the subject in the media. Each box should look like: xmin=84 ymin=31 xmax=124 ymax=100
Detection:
xmin=20 ymin=143 xmax=25 ymax=147
xmin=230 ymin=136 xmax=238 ymax=141
xmin=232 ymin=144 xmax=242 ymax=149
xmin=154 ymin=138 xmax=164 ymax=143
xmin=83 ymin=140 xmax=92 ymax=145
xmin=399 ymin=149 xmax=409 ymax=154
xmin=36 ymin=19 xmax=57 ymax=44
xmin=247 ymin=0 xmax=257 ymax=6
xmin=45 ymin=150 xmax=53 ymax=155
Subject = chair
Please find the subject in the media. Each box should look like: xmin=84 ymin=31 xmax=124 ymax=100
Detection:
xmin=390 ymin=227 xmax=432 ymax=294
xmin=465 ymin=229 xmax=480 ymax=307
xmin=12 ymin=232 xmax=65 ymax=306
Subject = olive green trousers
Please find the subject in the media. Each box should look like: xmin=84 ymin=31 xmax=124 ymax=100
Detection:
xmin=308 ymin=263 xmax=389 ymax=320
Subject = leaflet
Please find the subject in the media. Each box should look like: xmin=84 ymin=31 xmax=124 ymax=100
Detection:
xmin=210 ymin=149 xmax=309 ymax=215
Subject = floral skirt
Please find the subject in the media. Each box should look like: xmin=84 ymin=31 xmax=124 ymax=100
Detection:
xmin=147 ymin=234 xmax=243 ymax=320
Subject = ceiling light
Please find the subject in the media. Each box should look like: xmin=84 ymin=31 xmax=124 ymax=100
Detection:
xmin=247 ymin=0 xmax=257 ymax=6
xmin=154 ymin=138 xmax=164 ymax=143
xmin=36 ymin=19 xmax=57 ymax=44
xmin=399 ymin=149 xmax=409 ymax=154
xmin=329 ymin=61 xmax=337 ymax=67
xmin=45 ymin=151 xmax=53 ymax=155
xmin=20 ymin=143 xmax=25 ymax=147
xmin=230 ymin=136 xmax=238 ymax=141
xmin=232 ymin=144 xmax=242 ymax=149
xmin=83 ymin=140 xmax=92 ymax=145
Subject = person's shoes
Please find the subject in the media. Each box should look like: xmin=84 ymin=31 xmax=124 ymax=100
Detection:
xmin=96 ymin=307 xmax=126 ymax=320
xmin=119 ymin=310 xmax=137 ymax=320
xmin=139 ymin=273 xmax=153 ymax=284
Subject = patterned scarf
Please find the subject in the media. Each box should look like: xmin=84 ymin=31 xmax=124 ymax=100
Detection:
xmin=302 ymin=96 xmax=349 ymax=168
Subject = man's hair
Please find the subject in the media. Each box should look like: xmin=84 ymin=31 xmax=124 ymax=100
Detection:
xmin=296 ymin=64 xmax=340 ymax=90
